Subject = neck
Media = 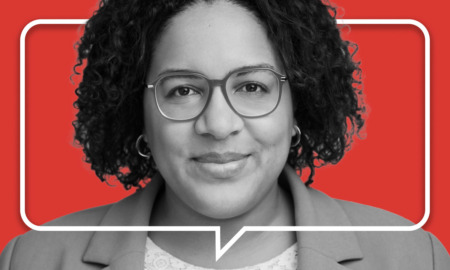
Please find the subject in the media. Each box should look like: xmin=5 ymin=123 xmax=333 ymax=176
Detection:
xmin=148 ymin=180 xmax=296 ymax=268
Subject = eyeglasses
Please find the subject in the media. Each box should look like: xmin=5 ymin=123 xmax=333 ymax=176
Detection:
xmin=146 ymin=67 xmax=287 ymax=121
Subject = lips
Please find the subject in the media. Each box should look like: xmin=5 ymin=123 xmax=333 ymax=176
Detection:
xmin=191 ymin=152 xmax=251 ymax=179
xmin=193 ymin=152 xmax=250 ymax=164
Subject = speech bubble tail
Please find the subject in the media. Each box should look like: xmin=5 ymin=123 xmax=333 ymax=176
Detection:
xmin=215 ymin=227 xmax=247 ymax=261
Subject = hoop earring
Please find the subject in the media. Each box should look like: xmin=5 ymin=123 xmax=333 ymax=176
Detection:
xmin=291 ymin=125 xmax=301 ymax=147
xmin=136 ymin=134 xmax=151 ymax=159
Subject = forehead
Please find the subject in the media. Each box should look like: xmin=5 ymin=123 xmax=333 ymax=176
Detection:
xmin=148 ymin=0 xmax=282 ymax=80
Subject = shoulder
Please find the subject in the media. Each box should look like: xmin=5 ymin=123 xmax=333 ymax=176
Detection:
xmin=306 ymin=188 xmax=415 ymax=226
xmin=334 ymin=196 xmax=414 ymax=226
xmin=0 ymin=204 xmax=113 ymax=269
xmin=44 ymin=203 xmax=112 ymax=226
xmin=307 ymin=188 xmax=429 ymax=245
xmin=22 ymin=202 xmax=113 ymax=239
xmin=0 ymin=184 xmax=154 ymax=270
xmin=334 ymin=197 xmax=429 ymax=247
xmin=309 ymin=189 xmax=450 ymax=268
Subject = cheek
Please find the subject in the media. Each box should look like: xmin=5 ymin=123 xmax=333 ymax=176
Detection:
xmin=143 ymin=95 xmax=188 ymax=167
xmin=255 ymin=121 xmax=291 ymax=158
xmin=251 ymin=95 xmax=294 ymax=161
xmin=247 ymin=121 xmax=292 ymax=176
xmin=144 ymin=118 xmax=188 ymax=162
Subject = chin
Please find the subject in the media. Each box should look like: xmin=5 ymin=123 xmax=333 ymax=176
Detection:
xmin=194 ymin=196 xmax=255 ymax=221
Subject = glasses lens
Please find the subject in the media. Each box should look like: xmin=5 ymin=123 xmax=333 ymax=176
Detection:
xmin=155 ymin=74 xmax=209 ymax=120
xmin=226 ymin=69 xmax=280 ymax=117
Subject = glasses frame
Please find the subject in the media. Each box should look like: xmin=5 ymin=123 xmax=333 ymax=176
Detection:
xmin=145 ymin=67 xmax=287 ymax=121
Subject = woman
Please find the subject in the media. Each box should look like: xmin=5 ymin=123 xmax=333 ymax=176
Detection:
xmin=1 ymin=0 xmax=448 ymax=269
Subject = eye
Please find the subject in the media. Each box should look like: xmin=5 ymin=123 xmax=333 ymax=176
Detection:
xmin=236 ymin=83 xmax=267 ymax=94
xmin=243 ymin=83 xmax=259 ymax=92
xmin=171 ymin=86 xmax=200 ymax=97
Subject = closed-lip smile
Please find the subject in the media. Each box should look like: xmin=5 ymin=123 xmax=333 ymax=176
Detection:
xmin=191 ymin=152 xmax=251 ymax=179
xmin=193 ymin=152 xmax=249 ymax=164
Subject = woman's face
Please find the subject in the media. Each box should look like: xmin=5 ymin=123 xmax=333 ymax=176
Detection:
xmin=144 ymin=0 xmax=295 ymax=219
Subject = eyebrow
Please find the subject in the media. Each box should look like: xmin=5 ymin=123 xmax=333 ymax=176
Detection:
xmin=155 ymin=63 xmax=278 ymax=79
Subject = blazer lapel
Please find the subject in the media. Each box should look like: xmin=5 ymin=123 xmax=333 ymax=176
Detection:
xmin=82 ymin=167 xmax=363 ymax=270
xmin=98 ymin=253 xmax=146 ymax=270
xmin=82 ymin=174 xmax=164 ymax=270
xmin=281 ymin=165 xmax=364 ymax=270
xmin=296 ymin=248 xmax=355 ymax=270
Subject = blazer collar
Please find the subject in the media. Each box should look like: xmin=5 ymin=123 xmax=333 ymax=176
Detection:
xmin=280 ymin=165 xmax=363 ymax=269
xmin=82 ymin=174 xmax=164 ymax=269
xmin=83 ymin=166 xmax=363 ymax=270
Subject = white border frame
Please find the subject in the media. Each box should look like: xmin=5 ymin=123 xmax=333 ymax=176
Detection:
xmin=20 ymin=19 xmax=430 ymax=260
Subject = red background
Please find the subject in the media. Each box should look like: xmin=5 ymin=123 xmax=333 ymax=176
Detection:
xmin=1 ymin=0 xmax=449 ymax=252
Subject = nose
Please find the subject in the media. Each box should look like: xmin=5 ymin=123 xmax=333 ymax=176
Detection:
xmin=194 ymin=86 xmax=244 ymax=140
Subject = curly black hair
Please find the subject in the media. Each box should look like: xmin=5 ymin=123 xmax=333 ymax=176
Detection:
xmin=73 ymin=0 xmax=365 ymax=189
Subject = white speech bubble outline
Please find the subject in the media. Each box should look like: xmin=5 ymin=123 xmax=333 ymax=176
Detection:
xmin=20 ymin=19 xmax=430 ymax=260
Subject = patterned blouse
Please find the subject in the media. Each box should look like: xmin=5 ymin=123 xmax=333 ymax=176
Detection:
xmin=144 ymin=237 xmax=298 ymax=270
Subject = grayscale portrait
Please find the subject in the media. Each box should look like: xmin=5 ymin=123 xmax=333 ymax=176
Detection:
xmin=1 ymin=0 xmax=449 ymax=269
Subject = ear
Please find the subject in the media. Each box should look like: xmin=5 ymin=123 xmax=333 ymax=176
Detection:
xmin=141 ymin=133 xmax=150 ymax=147
xmin=292 ymin=120 xmax=298 ymax=137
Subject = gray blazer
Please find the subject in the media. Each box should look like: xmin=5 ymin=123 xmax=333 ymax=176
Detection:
xmin=1 ymin=165 xmax=449 ymax=270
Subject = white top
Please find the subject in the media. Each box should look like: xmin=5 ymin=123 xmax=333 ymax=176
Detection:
xmin=144 ymin=237 xmax=298 ymax=270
